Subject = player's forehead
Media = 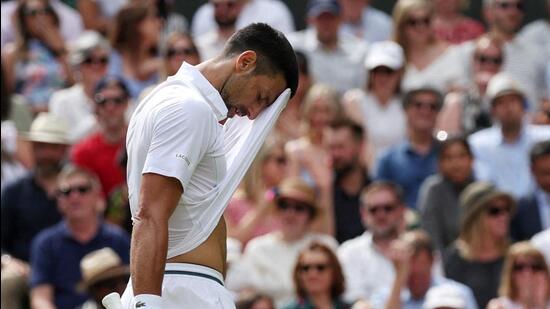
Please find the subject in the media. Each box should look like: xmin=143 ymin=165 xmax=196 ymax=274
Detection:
xmin=256 ymin=73 xmax=286 ymax=105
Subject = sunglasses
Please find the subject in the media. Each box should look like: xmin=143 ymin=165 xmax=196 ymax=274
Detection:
xmin=24 ymin=7 xmax=53 ymax=17
xmin=372 ymin=67 xmax=396 ymax=75
xmin=475 ymin=54 xmax=503 ymax=66
xmin=277 ymin=199 xmax=313 ymax=214
xmin=410 ymin=100 xmax=440 ymax=112
xmin=512 ymin=262 xmax=545 ymax=273
xmin=57 ymin=184 xmax=92 ymax=197
xmin=365 ymin=203 xmax=397 ymax=215
xmin=405 ymin=16 xmax=431 ymax=28
xmin=94 ymin=94 xmax=127 ymax=106
xmin=167 ymin=47 xmax=198 ymax=58
xmin=495 ymin=1 xmax=524 ymax=11
xmin=299 ymin=263 xmax=330 ymax=273
xmin=486 ymin=206 xmax=511 ymax=217
xmin=82 ymin=56 xmax=109 ymax=66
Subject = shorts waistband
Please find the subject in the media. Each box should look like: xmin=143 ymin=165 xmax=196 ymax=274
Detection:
xmin=164 ymin=263 xmax=224 ymax=286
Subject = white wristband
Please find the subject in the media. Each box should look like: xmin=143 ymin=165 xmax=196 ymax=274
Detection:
xmin=134 ymin=294 xmax=163 ymax=308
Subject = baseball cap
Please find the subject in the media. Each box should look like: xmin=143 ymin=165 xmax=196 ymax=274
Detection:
xmin=486 ymin=72 xmax=525 ymax=105
xmin=364 ymin=41 xmax=405 ymax=70
xmin=22 ymin=113 xmax=70 ymax=145
xmin=423 ymin=284 xmax=466 ymax=309
xmin=307 ymin=0 xmax=341 ymax=17
xmin=69 ymin=31 xmax=110 ymax=66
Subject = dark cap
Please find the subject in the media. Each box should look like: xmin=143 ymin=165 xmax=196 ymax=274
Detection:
xmin=307 ymin=0 xmax=341 ymax=17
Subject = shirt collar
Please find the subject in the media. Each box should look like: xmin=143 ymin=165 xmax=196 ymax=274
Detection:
xmin=173 ymin=62 xmax=228 ymax=122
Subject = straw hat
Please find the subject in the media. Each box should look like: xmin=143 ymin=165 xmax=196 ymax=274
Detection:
xmin=22 ymin=113 xmax=70 ymax=145
xmin=76 ymin=248 xmax=129 ymax=292
xmin=486 ymin=73 xmax=526 ymax=106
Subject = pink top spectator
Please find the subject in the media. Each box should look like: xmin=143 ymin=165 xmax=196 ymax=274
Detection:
xmin=433 ymin=17 xmax=485 ymax=44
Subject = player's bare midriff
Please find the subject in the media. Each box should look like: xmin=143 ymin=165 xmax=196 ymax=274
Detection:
xmin=166 ymin=216 xmax=228 ymax=277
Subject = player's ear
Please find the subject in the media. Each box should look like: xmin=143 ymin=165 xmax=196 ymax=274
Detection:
xmin=235 ymin=51 xmax=257 ymax=73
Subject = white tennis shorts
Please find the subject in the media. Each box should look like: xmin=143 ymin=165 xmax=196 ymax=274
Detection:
xmin=121 ymin=263 xmax=236 ymax=309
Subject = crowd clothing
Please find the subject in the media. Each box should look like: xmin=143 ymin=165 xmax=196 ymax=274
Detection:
xmin=1 ymin=173 xmax=62 ymax=261
xmin=196 ymin=31 xmax=228 ymax=62
xmin=284 ymin=298 xmax=351 ymax=309
xmin=433 ymin=17 xmax=485 ymax=44
xmin=1 ymin=120 xmax=27 ymax=190
xmin=531 ymin=229 xmax=550 ymax=267
xmin=332 ymin=171 xmax=370 ymax=244
xmin=339 ymin=6 xmax=392 ymax=43
xmin=107 ymin=51 xmax=159 ymax=99
xmin=519 ymin=19 xmax=550 ymax=55
xmin=511 ymin=188 xmax=549 ymax=241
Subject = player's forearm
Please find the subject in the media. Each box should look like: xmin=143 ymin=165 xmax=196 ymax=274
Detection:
xmin=130 ymin=216 xmax=169 ymax=296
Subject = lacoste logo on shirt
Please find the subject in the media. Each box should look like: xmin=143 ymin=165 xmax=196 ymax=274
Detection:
xmin=135 ymin=301 xmax=146 ymax=308
xmin=176 ymin=153 xmax=191 ymax=166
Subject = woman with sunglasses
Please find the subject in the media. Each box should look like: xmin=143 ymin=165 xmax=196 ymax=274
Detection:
xmin=487 ymin=241 xmax=550 ymax=309
xmin=443 ymin=181 xmax=516 ymax=308
xmin=161 ymin=32 xmax=201 ymax=79
xmin=285 ymin=242 xmax=350 ymax=309
xmin=392 ymin=0 xmax=466 ymax=94
xmin=3 ymin=0 xmax=74 ymax=115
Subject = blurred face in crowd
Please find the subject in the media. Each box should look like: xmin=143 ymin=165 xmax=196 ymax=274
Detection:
xmin=262 ymin=145 xmax=288 ymax=188
xmin=405 ymin=91 xmax=441 ymax=134
xmin=212 ymin=0 xmax=242 ymax=29
xmin=361 ymin=188 xmax=404 ymax=239
xmin=80 ymin=48 xmax=110 ymax=85
xmin=439 ymin=142 xmax=473 ymax=185
xmin=32 ymin=142 xmax=67 ymax=176
xmin=339 ymin=0 xmax=365 ymax=22
xmin=482 ymin=196 xmax=512 ymax=240
xmin=408 ymin=250 xmax=433 ymax=299
xmin=23 ymin=0 xmax=57 ymax=38
xmin=310 ymin=11 xmax=341 ymax=47
xmin=532 ymin=154 xmax=550 ymax=193
xmin=306 ymin=98 xmax=336 ymax=131
xmin=165 ymin=36 xmax=200 ymax=76
xmin=473 ymin=42 xmax=503 ymax=76
xmin=491 ymin=93 xmax=524 ymax=129
xmin=327 ymin=126 xmax=362 ymax=174
xmin=298 ymin=249 xmax=334 ymax=296
xmin=57 ymin=173 xmax=100 ymax=221
xmin=94 ymin=83 xmax=129 ymax=131
xmin=486 ymin=0 xmax=524 ymax=35
xmin=403 ymin=8 xmax=433 ymax=44
xmin=276 ymin=195 xmax=315 ymax=240
xmin=138 ymin=7 xmax=161 ymax=46
xmin=511 ymin=254 xmax=549 ymax=299
xmin=369 ymin=66 xmax=401 ymax=96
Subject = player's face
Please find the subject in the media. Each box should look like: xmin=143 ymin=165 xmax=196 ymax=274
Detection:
xmin=221 ymin=56 xmax=287 ymax=120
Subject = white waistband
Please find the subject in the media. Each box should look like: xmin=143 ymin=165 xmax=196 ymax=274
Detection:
xmin=164 ymin=263 xmax=224 ymax=286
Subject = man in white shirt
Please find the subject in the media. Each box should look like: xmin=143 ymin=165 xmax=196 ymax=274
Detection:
xmin=338 ymin=181 xmax=406 ymax=303
xmin=121 ymin=23 xmax=298 ymax=309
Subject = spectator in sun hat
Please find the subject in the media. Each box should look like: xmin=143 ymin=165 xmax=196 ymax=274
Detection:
xmin=226 ymin=177 xmax=337 ymax=307
xmin=468 ymin=73 xmax=550 ymax=199
xmin=77 ymin=247 xmax=130 ymax=309
xmin=29 ymin=164 xmax=130 ymax=309
xmin=342 ymin=40 xmax=406 ymax=168
xmin=423 ymin=284 xmax=468 ymax=309
xmin=49 ymin=31 xmax=111 ymax=143
xmin=286 ymin=0 xmax=368 ymax=94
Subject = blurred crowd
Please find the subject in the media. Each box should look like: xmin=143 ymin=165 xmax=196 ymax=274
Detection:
xmin=1 ymin=0 xmax=550 ymax=308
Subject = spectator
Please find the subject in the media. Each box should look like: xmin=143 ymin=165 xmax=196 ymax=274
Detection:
xmin=419 ymin=136 xmax=475 ymax=252
xmin=338 ymin=0 xmax=393 ymax=43
xmin=191 ymin=0 xmax=295 ymax=37
xmin=236 ymin=292 xmax=275 ymax=309
xmin=342 ymin=40 xmax=406 ymax=166
xmin=287 ymin=0 xmax=368 ymax=94
xmin=196 ymin=0 xmax=243 ymax=61
xmin=275 ymin=51 xmax=312 ymax=142
xmin=444 ymin=181 xmax=515 ymax=308
xmin=432 ymin=0 xmax=485 ymax=44
xmin=371 ymin=230 xmax=477 ymax=309
xmin=71 ymin=76 xmax=130 ymax=198
xmin=225 ymin=136 xmax=287 ymax=245
xmin=487 ymin=241 xmax=550 ymax=309
xmin=437 ymin=34 xmax=503 ymax=135
xmin=518 ymin=0 xmax=550 ymax=55
xmin=338 ymin=181 xmax=406 ymax=303
xmin=285 ymin=242 xmax=350 ymax=309
xmin=1 ymin=0 xmax=84 ymax=48
xmin=423 ymin=284 xmax=469 ymax=309
xmin=77 ymin=247 xmax=130 ymax=309
xmin=326 ymin=118 xmax=370 ymax=243
xmin=29 ymin=165 xmax=130 ymax=309
xmin=374 ymin=87 xmax=442 ymax=209
xmin=162 ymin=32 xmax=201 ymax=77
xmin=482 ymin=0 xmax=548 ymax=110
xmin=49 ymin=31 xmax=110 ymax=143
xmin=393 ymin=0 xmax=466 ymax=94
xmin=3 ymin=0 xmax=75 ymax=114
xmin=227 ymin=177 xmax=338 ymax=307
xmin=1 ymin=113 xmax=69 ymax=262
xmin=468 ymin=73 xmax=550 ymax=198
xmin=511 ymin=141 xmax=550 ymax=240
xmin=109 ymin=2 xmax=161 ymax=99
xmin=77 ymin=0 xmax=127 ymax=34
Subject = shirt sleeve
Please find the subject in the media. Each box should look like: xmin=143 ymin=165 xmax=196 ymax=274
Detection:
xmin=142 ymin=100 xmax=213 ymax=190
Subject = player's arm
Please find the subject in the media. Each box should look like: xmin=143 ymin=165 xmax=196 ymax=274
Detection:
xmin=131 ymin=173 xmax=182 ymax=297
